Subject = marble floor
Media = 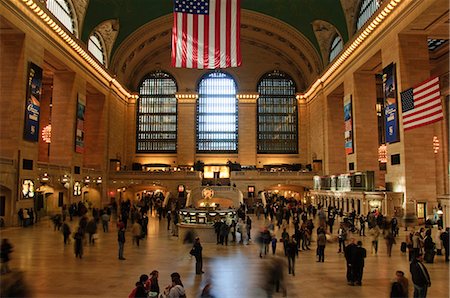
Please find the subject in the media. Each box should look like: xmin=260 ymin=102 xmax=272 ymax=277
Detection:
xmin=0 ymin=215 xmax=449 ymax=298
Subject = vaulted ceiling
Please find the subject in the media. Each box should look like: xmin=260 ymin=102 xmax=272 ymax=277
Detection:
xmin=81 ymin=0 xmax=350 ymax=57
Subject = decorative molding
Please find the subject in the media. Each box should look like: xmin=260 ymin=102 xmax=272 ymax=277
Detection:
xmin=312 ymin=20 xmax=339 ymax=64
xmin=340 ymin=0 xmax=359 ymax=38
xmin=176 ymin=92 xmax=198 ymax=104
xmin=237 ymin=92 xmax=259 ymax=103
xmin=72 ymin=0 xmax=89 ymax=35
xmin=95 ymin=19 xmax=119 ymax=63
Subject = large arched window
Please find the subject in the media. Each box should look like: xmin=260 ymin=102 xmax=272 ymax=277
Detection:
xmin=356 ymin=0 xmax=381 ymax=31
xmin=137 ymin=72 xmax=178 ymax=153
xmin=197 ymin=72 xmax=238 ymax=153
xmin=46 ymin=0 xmax=77 ymax=35
xmin=329 ymin=35 xmax=343 ymax=62
xmin=257 ymin=71 xmax=298 ymax=154
xmin=88 ymin=33 xmax=106 ymax=65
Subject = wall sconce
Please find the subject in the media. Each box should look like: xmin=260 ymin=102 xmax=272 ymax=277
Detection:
xmin=41 ymin=172 xmax=50 ymax=183
xmin=96 ymin=177 xmax=102 ymax=184
xmin=433 ymin=136 xmax=439 ymax=154
xmin=84 ymin=176 xmax=91 ymax=184
xmin=61 ymin=174 xmax=69 ymax=184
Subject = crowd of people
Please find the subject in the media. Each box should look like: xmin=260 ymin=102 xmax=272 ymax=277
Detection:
xmin=3 ymin=191 xmax=449 ymax=298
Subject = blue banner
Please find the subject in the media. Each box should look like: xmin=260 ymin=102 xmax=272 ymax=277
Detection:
xmin=343 ymin=95 xmax=353 ymax=154
xmin=24 ymin=62 xmax=42 ymax=142
xmin=383 ymin=63 xmax=400 ymax=143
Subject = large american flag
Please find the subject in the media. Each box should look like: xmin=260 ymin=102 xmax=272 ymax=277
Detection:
xmin=172 ymin=0 xmax=241 ymax=69
xmin=401 ymin=77 xmax=443 ymax=131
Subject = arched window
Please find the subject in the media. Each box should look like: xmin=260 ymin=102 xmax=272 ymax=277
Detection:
xmin=46 ymin=0 xmax=77 ymax=35
xmin=88 ymin=33 xmax=106 ymax=65
xmin=329 ymin=35 xmax=343 ymax=62
xmin=257 ymin=71 xmax=297 ymax=154
xmin=197 ymin=72 xmax=238 ymax=153
xmin=356 ymin=0 xmax=381 ymax=31
xmin=137 ymin=72 xmax=178 ymax=153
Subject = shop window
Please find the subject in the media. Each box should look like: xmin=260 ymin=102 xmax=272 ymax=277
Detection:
xmin=137 ymin=71 xmax=178 ymax=153
xmin=257 ymin=71 xmax=297 ymax=154
xmin=196 ymin=72 xmax=238 ymax=153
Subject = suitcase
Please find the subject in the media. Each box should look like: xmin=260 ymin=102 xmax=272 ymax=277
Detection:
xmin=400 ymin=242 xmax=407 ymax=253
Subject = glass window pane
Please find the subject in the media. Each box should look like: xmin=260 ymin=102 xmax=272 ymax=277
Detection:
xmin=357 ymin=0 xmax=381 ymax=31
xmin=196 ymin=72 xmax=238 ymax=153
xmin=88 ymin=33 xmax=104 ymax=65
xmin=329 ymin=35 xmax=343 ymax=62
xmin=46 ymin=0 xmax=75 ymax=34
xmin=136 ymin=72 xmax=177 ymax=153
xmin=257 ymin=71 xmax=298 ymax=154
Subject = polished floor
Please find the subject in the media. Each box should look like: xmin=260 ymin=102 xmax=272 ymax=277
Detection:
xmin=0 ymin=214 xmax=449 ymax=298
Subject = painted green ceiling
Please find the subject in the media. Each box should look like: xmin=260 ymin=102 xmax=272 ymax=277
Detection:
xmin=82 ymin=0 xmax=349 ymax=58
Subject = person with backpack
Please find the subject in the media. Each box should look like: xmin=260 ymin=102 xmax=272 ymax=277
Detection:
xmin=190 ymin=237 xmax=204 ymax=274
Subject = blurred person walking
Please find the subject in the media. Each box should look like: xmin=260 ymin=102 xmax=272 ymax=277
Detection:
xmin=1 ymin=239 xmax=13 ymax=274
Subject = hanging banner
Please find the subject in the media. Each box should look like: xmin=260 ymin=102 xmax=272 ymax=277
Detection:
xmin=343 ymin=94 xmax=354 ymax=154
xmin=75 ymin=94 xmax=86 ymax=153
xmin=383 ymin=63 xmax=400 ymax=143
xmin=24 ymin=62 xmax=42 ymax=142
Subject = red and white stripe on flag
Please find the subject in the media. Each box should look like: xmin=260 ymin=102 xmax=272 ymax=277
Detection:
xmin=401 ymin=77 xmax=443 ymax=131
xmin=171 ymin=0 xmax=241 ymax=69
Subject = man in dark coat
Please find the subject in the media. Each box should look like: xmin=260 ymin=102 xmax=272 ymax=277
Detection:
xmin=344 ymin=238 xmax=357 ymax=285
xmin=286 ymin=237 xmax=298 ymax=276
xmin=118 ymin=225 xmax=126 ymax=260
xmin=190 ymin=237 xmax=203 ymax=274
xmin=410 ymin=253 xmax=431 ymax=298
xmin=352 ymin=241 xmax=367 ymax=286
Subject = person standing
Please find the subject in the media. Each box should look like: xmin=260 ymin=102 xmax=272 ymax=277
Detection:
xmin=62 ymin=221 xmax=71 ymax=245
xmin=440 ymin=227 xmax=449 ymax=262
xmin=190 ymin=237 xmax=204 ymax=274
xmin=101 ymin=211 xmax=110 ymax=233
xmin=390 ymin=270 xmax=409 ymax=298
xmin=345 ymin=238 xmax=357 ymax=286
xmin=317 ymin=229 xmax=327 ymax=262
xmin=73 ymin=227 xmax=83 ymax=259
xmin=338 ymin=224 xmax=347 ymax=253
xmin=167 ymin=211 xmax=172 ymax=231
xmin=246 ymin=216 xmax=252 ymax=240
xmin=286 ymin=236 xmax=298 ymax=276
xmin=352 ymin=241 xmax=366 ymax=286
xmin=118 ymin=225 xmax=126 ymax=260
xmin=86 ymin=218 xmax=97 ymax=245
xmin=359 ymin=215 xmax=366 ymax=236
xmin=385 ymin=229 xmax=396 ymax=257
xmin=371 ymin=225 xmax=380 ymax=254
xmin=271 ymin=236 xmax=277 ymax=255
xmin=410 ymin=253 xmax=431 ymax=298
xmin=1 ymin=239 xmax=13 ymax=274
xmin=131 ymin=221 xmax=142 ymax=247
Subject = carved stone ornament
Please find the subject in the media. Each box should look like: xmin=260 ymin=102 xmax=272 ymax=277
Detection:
xmin=95 ymin=19 xmax=120 ymax=62
xmin=72 ymin=0 xmax=89 ymax=34
xmin=311 ymin=20 xmax=340 ymax=64
xmin=340 ymin=0 xmax=359 ymax=38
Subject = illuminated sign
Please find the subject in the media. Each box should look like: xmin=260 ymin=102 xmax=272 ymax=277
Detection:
xmin=22 ymin=179 xmax=35 ymax=199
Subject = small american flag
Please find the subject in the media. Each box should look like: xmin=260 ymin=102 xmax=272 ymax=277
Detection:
xmin=172 ymin=0 xmax=241 ymax=69
xmin=401 ymin=77 xmax=443 ymax=131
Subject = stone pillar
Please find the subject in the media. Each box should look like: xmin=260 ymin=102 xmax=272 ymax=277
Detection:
xmin=298 ymin=97 xmax=309 ymax=166
xmin=84 ymin=92 xmax=107 ymax=170
xmin=237 ymin=93 xmax=257 ymax=166
xmin=352 ymin=72 xmax=379 ymax=182
xmin=397 ymin=34 xmax=437 ymax=214
xmin=325 ymin=91 xmax=346 ymax=174
xmin=38 ymin=84 xmax=52 ymax=162
xmin=0 ymin=33 xmax=26 ymax=157
xmin=177 ymin=93 xmax=197 ymax=165
xmin=50 ymin=71 xmax=77 ymax=165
